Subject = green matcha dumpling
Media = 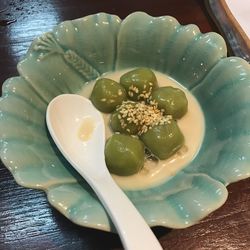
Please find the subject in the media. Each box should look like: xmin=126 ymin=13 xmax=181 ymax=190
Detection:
xmin=110 ymin=111 xmax=139 ymax=135
xmin=90 ymin=78 xmax=127 ymax=113
xmin=151 ymin=86 xmax=188 ymax=119
xmin=120 ymin=68 xmax=158 ymax=101
xmin=109 ymin=101 xmax=141 ymax=135
xmin=105 ymin=134 xmax=145 ymax=176
xmin=140 ymin=120 xmax=184 ymax=160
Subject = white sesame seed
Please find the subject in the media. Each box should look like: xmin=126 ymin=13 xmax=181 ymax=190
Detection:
xmin=118 ymin=89 xmax=123 ymax=96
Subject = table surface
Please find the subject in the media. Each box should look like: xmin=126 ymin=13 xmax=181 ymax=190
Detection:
xmin=0 ymin=0 xmax=249 ymax=249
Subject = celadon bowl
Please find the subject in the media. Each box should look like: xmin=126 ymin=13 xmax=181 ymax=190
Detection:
xmin=1 ymin=12 xmax=250 ymax=231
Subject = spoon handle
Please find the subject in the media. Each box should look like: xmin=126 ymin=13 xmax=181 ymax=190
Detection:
xmin=87 ymin=171 xmax=163 ymax=250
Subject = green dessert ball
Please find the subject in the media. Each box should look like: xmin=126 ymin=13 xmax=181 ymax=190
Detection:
xmin=140 ymin=120 xmax=184 ymax=160
xmin=151 ymin=86 xmax=188 ymax=119
xmin=109 ymin=101 xmax=140 ymax=135
xmin=110 ymin=111 xmax=139 ymax=135
xmin=90 ymin=78 xmax=127 ymax=113
xmin=105 ymin=134 xmax=145 ymax=176
xmin=120 ymin=68 xmax=158 ymax=101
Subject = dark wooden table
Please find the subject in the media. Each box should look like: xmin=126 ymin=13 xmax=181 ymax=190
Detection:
xmin=0 ymin=0 xmax=249 ymax=249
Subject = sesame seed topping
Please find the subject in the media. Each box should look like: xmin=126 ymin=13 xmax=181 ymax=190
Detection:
xmin=116 ymin=101 xmax=172 ymax=135
xmin=128 ymin=91 xmax=134 ymax=97
xmin=118 ymin=89 xmax=123 ymax=96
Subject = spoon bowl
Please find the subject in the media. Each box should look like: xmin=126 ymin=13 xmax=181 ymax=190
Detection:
xmin=46 ymin=94 xmax=107 ymax=179
xmin=46 ymin=94 xmax=162 ymax=250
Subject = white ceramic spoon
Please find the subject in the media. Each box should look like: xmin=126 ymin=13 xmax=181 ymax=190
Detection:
xmin=46 ymin=94 xmax=162 ymax=250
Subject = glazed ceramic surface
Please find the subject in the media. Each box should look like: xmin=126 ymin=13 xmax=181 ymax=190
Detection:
xmin=1 ymin=12 xmax=250 ymax=231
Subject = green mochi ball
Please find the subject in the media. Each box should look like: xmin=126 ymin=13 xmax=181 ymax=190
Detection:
xmin=110 ymin=111 xmax=139 ymax=135
xmin=90 ymin=78 xmax=127 ymax=113
xmin=151 ymin=86 xmax=188 ymax=119
xmin=140 ymin=120 xmax=184 ymax=160
xmin=105 ymin=134 xmax=145 ymax=176
xmin=120 ymin=68 xmax=158 ymax=101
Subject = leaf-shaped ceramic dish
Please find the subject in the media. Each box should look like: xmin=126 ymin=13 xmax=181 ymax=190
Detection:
xmin=1 ymin=12 xmax=250 ymax=231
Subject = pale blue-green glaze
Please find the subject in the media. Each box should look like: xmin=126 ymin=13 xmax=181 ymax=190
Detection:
xmin=0 ymin=12 xmax=249 ymax=231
